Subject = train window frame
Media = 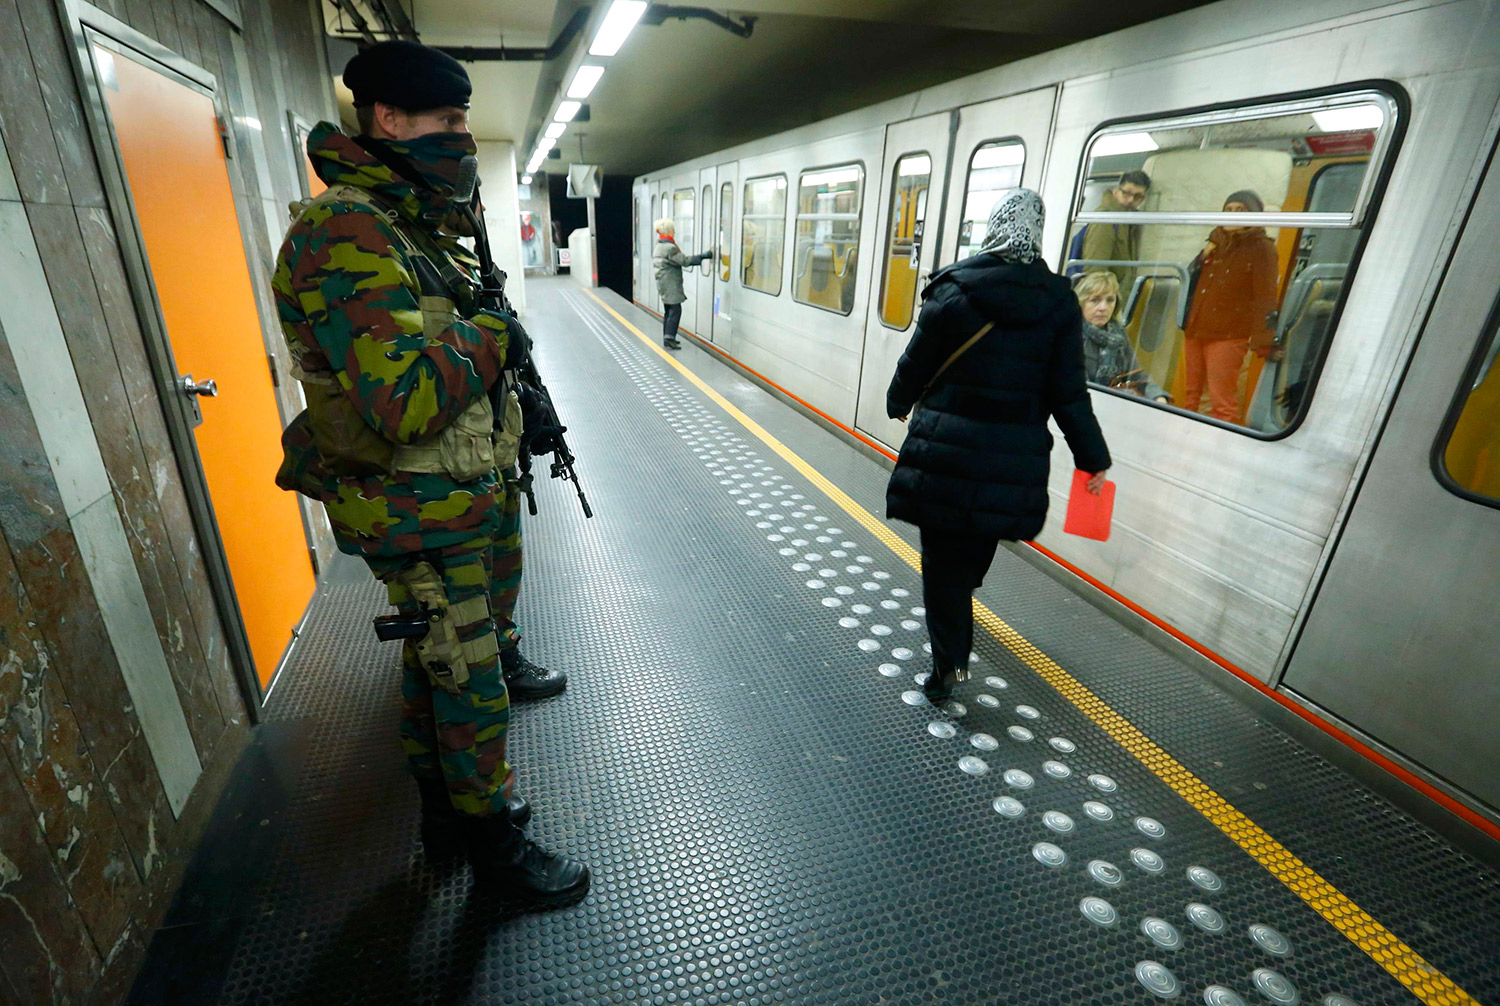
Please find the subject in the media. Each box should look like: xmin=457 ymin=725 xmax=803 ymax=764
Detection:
xmin=718 ymin=181 xmax=733 ymax=283
xmin=701 ymin=183 xmax=714 ymax=276
xmin=741 ymin=172 xmax=789 ymax=298
xmin=791 ymin=160 xmax=866 ymax=317
xmin=1432 ymin=293 xmax=1500 ymax=510
xmin=955 ymin=138 xmax=1026 ymax=263
xmin=672 ymin=186 xmax=696 ymax=257
xmin=1060 ymin=80 xmax=1408 ymax=441
xmin=877 ymin=150 xmax=933 ymax=332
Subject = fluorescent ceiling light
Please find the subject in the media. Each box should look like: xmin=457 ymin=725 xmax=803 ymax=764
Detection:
xmin=972 ymin=144 xmax=1024 ymax=169
xmin=521 ymin=174 xmax=532 ymax=184
xmin=545 ymin=122 xmax=567 ymax=139
xmin=802 ymin=167 xmax=860 ymax=188
xmin=554 ymin=100 xmax=582 ymax=122
xmin=567 ymin=66 xmax=604 ymax=99
xmin=537 ymin=136 xmax=557 ymax=152
xmin=588 ymin=1 xmax=646 ymax=56
xmin=1092 ymin=132 xmax=1159 ymax=157
xmin=1311 ymin=105 xmax=1383 ymax=133
xmin=898 ymin=155 xmax=932 ymax=177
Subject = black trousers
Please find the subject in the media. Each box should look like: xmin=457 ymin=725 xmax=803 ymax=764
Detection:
xmin=920 ymin=527 xmax=1001 ymax=676
xmin=662 ymin=303 xmax=683 ymax=340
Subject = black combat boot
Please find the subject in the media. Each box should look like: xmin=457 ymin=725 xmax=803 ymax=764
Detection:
xmin=462 ymin=812 xmax=590 ymax=907
xmin=500 ymin=648 xmax=568 ymax=700
xmin=417 ymin=777 xmax=531 ymax=861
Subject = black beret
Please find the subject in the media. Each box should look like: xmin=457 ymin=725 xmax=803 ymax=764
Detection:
xmin=344 ymin=40 xmax=471 ymax=111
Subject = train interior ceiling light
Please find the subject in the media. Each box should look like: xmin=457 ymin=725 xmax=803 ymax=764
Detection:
xmin=1092 ymin=131 xmax=1160 ymax=156
xmin=545 ymin=122 xmax=567 ymax=139
xmin=555 ymin=100 xmax=582 ymax=122
xmin=589 ymin=1 xmax=647 ymax=57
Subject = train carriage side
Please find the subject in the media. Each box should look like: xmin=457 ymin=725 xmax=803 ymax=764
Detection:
xmin=631 ymin=0 xmax=1500 ymax=827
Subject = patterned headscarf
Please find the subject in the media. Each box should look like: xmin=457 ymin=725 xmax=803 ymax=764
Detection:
xmin=981 ymin=188 xmax=1045 ymax=263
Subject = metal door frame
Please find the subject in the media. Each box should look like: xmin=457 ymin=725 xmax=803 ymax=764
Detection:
xmin=712 ymin=162 xmax=738 ymax=344
xmin=57 ymin=0 xmax=275 ymax=718
xmin=853 ymin=112 xmax=956 ymax=446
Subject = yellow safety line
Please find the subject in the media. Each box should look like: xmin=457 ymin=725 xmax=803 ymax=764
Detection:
xmin=580 ymin=289 xmax=1479 ymax=1006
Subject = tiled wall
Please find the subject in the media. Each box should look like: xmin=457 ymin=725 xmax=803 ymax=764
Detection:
xmin=0 ymin=0 xmax=335 ymax=1002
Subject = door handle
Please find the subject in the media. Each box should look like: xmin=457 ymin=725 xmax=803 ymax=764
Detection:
xmin=181 ymin=374 xmax=218 ymax=397
xmin=179 ymin=373 xmax=216 ymax=428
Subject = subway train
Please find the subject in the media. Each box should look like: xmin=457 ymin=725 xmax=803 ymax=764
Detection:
xmin=630 ymin=0 xmax=1500 ymax=832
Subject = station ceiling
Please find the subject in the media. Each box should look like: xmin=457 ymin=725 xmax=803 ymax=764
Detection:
xmin=322 ymin=0 xmax=1215 ymax=178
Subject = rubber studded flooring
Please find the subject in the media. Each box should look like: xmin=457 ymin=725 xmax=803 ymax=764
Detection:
xmin=177 ymin=278 xmax=1499 ymax=1006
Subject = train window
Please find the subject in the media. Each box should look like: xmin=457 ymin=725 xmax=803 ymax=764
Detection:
xmin=1062 ymin=88 xmax=1401 ymax=436
xmin=955 ymin=141 xmax=1024 ymax=261
xmin=672 ymin=188 xmax=695 ymax=259
xmin=878 ymin=153 xmax=931 ymax=329
xmin=1437 ymin=303 xmax=1500 ymax=505
xmin=742 ymin=174 xmax=787 ymax=296
xmin=700 ymin=185 xmax=714 ymax=276
xmin=718 ymin=182 xmax=732 ymax=282
xmin=793 ymin=163 xmax=864 ymax=316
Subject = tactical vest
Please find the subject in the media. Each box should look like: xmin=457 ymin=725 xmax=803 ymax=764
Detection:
xmin=284 ymin=184 xmax=522 ymax=483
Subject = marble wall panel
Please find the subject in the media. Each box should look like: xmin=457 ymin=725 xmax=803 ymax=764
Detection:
xmin=0 ymin=752 xmax=102 ymax=1005
xmin=0 ymin=0 xmax=70 ymax=205
xmin=12 ymin=0 xmax=108 ymax=209
xmin=0 ymin=531 xmax=141 ymax=956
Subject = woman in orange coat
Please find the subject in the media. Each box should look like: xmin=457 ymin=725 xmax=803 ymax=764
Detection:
xmin=1182 ymin=190 xmax=1279 ymax=423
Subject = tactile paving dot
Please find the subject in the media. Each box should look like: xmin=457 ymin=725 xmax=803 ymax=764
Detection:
xmin=992 ymin=796 xmax=1025 ymax=819
xmin=1249 ymin=923 xmax=1291 ymax=957
xmin=1141 ymin=916 xmax=1184 ymax=950
xmin=1252 ymin=968 xmax=1300 ymax=1005
xmin=1081 ymin=896 xmax=1119 ymax=927
xmin=1135 ymin=960 xmax=1181 ymax=998
xmin=1188 ymin=866 xmax=1224 ymax=893
xmin=1186 ymin=903 xmax=1227 ymax=935
xmin=1204 ymin=986 xmax=1248 ymax=1006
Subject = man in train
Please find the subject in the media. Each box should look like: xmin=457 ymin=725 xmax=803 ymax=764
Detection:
xmin=1078 ymin=170 xmax=1152 ymax=291
xmin=271 ymin=38 xmax=588 ymax=907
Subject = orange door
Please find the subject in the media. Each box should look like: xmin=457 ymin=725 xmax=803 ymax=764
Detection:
xmin=96 ymin=43 xmax=315 ymax=689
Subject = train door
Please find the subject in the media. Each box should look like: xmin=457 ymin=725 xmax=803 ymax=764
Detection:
xmin=854 ymin=113 xmax=954 ymax=448
xmin=937 ymin=87 xmax=1057 ymax=266
xmin=695 ymin=168 xmax=716 ymax=338
xmin=1281 ymin=140 xmax=1500 ymax=816
xmin=712 ymin=163 xmax=738 ymax=344
xmin=84 ymin=34 xmax=316 ymax=692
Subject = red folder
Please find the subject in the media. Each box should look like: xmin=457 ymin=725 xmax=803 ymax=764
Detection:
xmin=1063 ymin=469 xmax=1115 ymax=541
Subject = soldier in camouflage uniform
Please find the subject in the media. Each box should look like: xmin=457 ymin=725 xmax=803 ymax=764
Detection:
xmin=272 ymin=40 xmax=587 ymax=906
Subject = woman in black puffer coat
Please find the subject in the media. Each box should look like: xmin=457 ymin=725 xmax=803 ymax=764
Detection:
xmin=886 ymin=189 xmax=1111 ymax=702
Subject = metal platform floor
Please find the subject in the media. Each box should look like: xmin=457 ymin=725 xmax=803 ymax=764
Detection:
xmin=132 ymin=278 xmax=1500 ymax=1006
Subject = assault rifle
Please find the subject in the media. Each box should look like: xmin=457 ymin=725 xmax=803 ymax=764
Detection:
xmin=453 ymin=156 xmax=593 ymax=519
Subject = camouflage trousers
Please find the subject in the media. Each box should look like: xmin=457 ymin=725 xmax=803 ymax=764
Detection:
xmin=365 ymin=478 xmax=524 ymax=817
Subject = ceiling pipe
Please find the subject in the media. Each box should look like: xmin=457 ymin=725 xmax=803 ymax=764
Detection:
xmin=640 ymin=5 xmax=756 ymax=39
xmin=434 ymin=7 xmax=593 ymax=62
xmin=366 ymin=0 xmax=418 ymax=39
xmin=327 ymin=0 xmax=379 ymax=44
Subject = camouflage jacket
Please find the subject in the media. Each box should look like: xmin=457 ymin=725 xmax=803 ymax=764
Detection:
xmin=273 ymin=123 xmax=515 ymax=556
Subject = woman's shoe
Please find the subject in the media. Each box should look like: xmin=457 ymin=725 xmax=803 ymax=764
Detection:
xmin=923 ymin=665 xmax=958 ymax=702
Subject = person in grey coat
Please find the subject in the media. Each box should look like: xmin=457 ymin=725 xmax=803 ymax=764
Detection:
xmin=653 ymin=218 xmax=712 ymax=349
